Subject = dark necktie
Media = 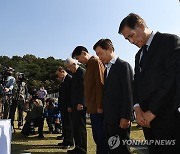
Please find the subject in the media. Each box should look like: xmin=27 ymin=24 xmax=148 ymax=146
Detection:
xmin=104 ymin=67 xmax=107 ymax=79
xmin=140 ymin=45 xmax=148 ymax=68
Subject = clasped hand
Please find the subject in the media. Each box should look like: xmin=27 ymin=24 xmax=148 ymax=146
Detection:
xmin=134 ymin=106 xmax=156 ymax=128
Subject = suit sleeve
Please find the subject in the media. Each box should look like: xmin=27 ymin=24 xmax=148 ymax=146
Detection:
xmin=133 ymin=56 xmax=140 ymax=105
xmin=94 ymin=60 xmax=104 ymax=109
xmin=77 ymin=68 xmax=85 ymax=106
xmin=149 ymin=35 xmax=180 ymax=116
xmin=67 ymin=77 xmax=72 ymax=108
xmin=120 ymin=63 xmax=133 ymax=120
xmin=176 ymin=61 xmax=180 ymax=109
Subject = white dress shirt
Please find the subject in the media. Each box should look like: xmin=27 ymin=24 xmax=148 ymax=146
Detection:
xmin=105 ymin=55 xmax=118 ymax=78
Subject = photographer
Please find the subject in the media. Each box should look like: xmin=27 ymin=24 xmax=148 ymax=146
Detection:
xmin=9 ymin=72 xmax=28 ymax=129
xmin=0 ymin=67 xmax=16 ymax=119
xmin=21 ymin=92 xmax=44 ymax=139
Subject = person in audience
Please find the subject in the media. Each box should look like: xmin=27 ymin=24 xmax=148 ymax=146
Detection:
xmin=9 ymin=72 xmax=28 ymax=130
xmin=43 ymin=97 xmax=62 ymax=134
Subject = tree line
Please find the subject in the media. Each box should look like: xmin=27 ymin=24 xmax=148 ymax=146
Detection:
xmin=0 ymin=54 xmax=64 ymax=94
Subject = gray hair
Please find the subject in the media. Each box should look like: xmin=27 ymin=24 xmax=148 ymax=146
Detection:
xmin=64 ymin=58 xmax=77 ymax=66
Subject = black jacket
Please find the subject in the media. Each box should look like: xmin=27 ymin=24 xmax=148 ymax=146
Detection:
xmin=103 ymin=58 xmax=133 ymax=125
xmin=58 ymin=74 xmax=72 ymax=111
xmin=134 ymin=32 xmax=180 ymax=116
xmin=71 ymin=66 xmax=86 ymax=108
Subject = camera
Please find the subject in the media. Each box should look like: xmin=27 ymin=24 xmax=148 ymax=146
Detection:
xmin=0 ymin=66 xmax=14 ymax=78
xmin=16 ymin=72 xmax=27 ymax=82
xmin=0 ymin=67 xmax=11 ymax=86
xmin=18 ymin=73 xmax=25 ymax=80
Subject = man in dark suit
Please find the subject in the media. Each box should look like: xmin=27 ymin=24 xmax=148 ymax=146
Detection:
xmin=93 ymin=38 xmax=133 ymax=154
xmin=56 ymin=66 xmax=74 ymax=149
xmin=64 ymin=58 xmax=87 ymax=154
xmin=118 ymin=13 xmax=180 ymax=154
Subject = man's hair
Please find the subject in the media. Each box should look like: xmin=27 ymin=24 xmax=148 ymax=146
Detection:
xmin=57 ymin=66 xmax=66 ymax=72
xmin=93 ymin=38 xmax=114 ymax=51
xmin=118 ymin=13 xmax=147 ymax=34
xmin=72 ymin=46 xmax=88 ymax=58
xmin=64 ymin=58 xmax=77 ymax=66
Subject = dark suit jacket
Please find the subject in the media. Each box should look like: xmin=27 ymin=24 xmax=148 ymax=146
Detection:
xmin=134 ymin=32 xmax=180 ymax=116
xmin=71 ymin=66 xmax=86 ymax=108
xmin=58 ymin=74 xmax=72 ymax=111
xmin=176 ymin=62 xmax=180 ymax=110
xmin=103 ymin=58 xmax=133 ymax=125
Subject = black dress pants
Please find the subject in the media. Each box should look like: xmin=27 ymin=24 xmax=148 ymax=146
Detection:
xmin=60 ymin=108 xmax=73 ymax=145
xmin=143 ymin=110 xmax=180 ymax=154
xmin=71 ymin=107 xmax=87 ymax=153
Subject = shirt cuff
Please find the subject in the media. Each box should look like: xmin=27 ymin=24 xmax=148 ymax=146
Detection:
xmin=178 ymin=107 xmax=180 ymax=113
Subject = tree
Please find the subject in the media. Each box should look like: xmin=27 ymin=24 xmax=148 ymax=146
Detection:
xmin=0 ymin=54 xmax=64 ymax=94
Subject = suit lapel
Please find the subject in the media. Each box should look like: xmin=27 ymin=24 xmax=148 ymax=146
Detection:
xmin=141 ymin=32 xmax=162 ymax=72
xmin=104 ymin=58 xmax=119 ymax=88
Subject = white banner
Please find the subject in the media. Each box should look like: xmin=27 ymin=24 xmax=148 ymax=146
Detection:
xmin=0 ymin=119 xmax=11 ymax=154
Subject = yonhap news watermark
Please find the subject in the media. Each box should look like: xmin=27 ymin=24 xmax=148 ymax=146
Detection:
xmin=108 ymin=135 xmax=176 ymax=149
xmin=122 ymin=139 xmax=176 ymax=146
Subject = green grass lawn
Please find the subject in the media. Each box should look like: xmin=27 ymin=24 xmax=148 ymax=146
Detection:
xmin=11 ymin=119 xmax=144 ymax=154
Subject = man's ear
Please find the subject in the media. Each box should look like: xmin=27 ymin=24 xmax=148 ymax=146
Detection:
xmin=138 ymin=23 xmax=145 ymax=31
xmin=82 ymin=51 xmax=86 ymax=56
xmin=108 ymin=46 xmax=114 ymax=53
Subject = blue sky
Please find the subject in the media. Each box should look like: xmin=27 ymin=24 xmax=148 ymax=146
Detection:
xmin=0 ymin=0 xmax=180 ymax=68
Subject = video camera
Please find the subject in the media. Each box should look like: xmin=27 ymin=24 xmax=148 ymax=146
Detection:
xmin=16 ymin=72 xmax=27 ymax=82
xmin=0 ymin=66 xmax=14 ymax=86
xmin=17 ymin=73 xmax=25 ymax=80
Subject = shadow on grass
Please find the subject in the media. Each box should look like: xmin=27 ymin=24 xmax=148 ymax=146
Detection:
xmin=12 ymin=143 xmax=67 ymax=154
xmin=12 ymin=131 xmax=67 ymax=154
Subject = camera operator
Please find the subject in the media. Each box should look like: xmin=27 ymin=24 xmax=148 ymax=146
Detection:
xmin=0 ymin=67 xmax=16 ymax=119
xmin=9 ymin=72 xmax=28 ymax=129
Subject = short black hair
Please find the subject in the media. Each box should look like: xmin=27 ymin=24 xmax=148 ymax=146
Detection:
xmin=93 ymin=38 xmax=114 ymax=51
xmin=118 ymin=13 xmax=147 ymax=34
xmin=72 ymin=46 xmax=88 ymax=58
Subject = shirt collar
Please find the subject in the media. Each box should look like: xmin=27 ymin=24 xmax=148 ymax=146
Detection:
xmin=61 ymin=74 xmax=67 ymax=82
xmin=146 ymin=31 xmax=156 ymax=49
xmin=105 ymin=55 xmax=118 ymax=67
xmin=110 ymin=55 xmax=118 ymax=64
